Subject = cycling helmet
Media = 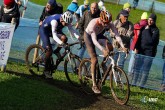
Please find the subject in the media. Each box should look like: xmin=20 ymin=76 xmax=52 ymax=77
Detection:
xmin=100 ymin=10 xmax=112 ymax=23
xmin=62 ymin=11 xmax=73 ymax=24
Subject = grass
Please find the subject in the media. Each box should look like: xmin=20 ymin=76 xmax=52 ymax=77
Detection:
xmin=29 ymin=0 xmax=165 ymax=41
xmin=0 ymin=61 xmax=165 ymax=109
xmin=0 ymin=62 xmax=92 ymax=110
xmin=156 ymin=0 xmax=165 ymax=3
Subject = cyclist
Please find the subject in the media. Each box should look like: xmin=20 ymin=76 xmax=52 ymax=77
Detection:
xmin=39 ymin=11 xmax=80 ymax=78
xmin=84 ymin=10 xmax=127 ymax=94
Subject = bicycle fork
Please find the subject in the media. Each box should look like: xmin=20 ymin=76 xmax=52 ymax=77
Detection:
xmin=109 ymin=56 xmax=122 ymax=87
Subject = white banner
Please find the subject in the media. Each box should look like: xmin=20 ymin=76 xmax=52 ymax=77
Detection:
xmin=0 ymin=23 xmax=15 ymax=66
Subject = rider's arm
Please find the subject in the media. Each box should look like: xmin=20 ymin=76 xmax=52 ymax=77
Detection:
xmin=67 ymin=24 xmax=80 ymax=39
xmin=51 ymin=20 xmax=63 ymax=45
xmin=91 ymin=32 xmax=104 ymax=51
xmin=110 ymin=23 xmax=125 ymax=48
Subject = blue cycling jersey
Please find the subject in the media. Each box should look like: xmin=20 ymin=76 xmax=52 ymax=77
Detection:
xmin=42 ymin=14 xmax=61 ymax=28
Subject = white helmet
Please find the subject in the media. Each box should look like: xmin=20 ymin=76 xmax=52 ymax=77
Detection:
xmin=62 ymin=11 xmax=73 ymax=24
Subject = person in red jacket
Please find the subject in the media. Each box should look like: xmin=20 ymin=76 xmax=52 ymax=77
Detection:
xmin=128 ymin=12 xmax=148 ymax=76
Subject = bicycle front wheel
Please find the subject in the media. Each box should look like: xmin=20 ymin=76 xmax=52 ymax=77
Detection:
xmin=25 ymin=44 xmax=45 ymax=76
xmin=64 ymin=54 xmax=81 ymax=87
xmin=110 ymin=66 xmax=130 ymax=105
xmin=78 ymin=58 xmax=94 ymax=94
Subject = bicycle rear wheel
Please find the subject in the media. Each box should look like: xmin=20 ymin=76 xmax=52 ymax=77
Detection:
xmin=25 ymin=44 xmax=45 ymax=76
xmin=109 ymin=66 xmax=130 ymax=105
xmin=64 ymin=54 xmax=81 ymax=87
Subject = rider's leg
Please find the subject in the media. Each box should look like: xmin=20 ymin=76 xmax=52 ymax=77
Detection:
xmin=45 ymin=46 xmax=53 ymax=71
xmin=84 ymin=32 xmax=101 ymax=94
xmin=39 ymin=27 xmax=53 ymax=78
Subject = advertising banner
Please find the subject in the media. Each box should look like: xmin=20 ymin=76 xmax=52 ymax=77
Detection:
xmin=0 ymin=23 xmax=15 ymax=66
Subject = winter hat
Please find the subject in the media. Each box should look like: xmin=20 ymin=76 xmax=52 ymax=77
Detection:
xmin=98 ymin=1 xmax=104 ymax=7
xmin=120 ymin=10 xmax=129 ymax=16
xmin=149 ymin=13 xmax=157 ymax=22
xmin=141 ymin=12 xmax=148 ymax=20
xmin=4 ymin=0 xmax=15 ymax=6
xmin=123 ymin=2 xmax=131 ymax=9
xmin=84 ymin=0 xmax=89 ymax=5
xmin=48 ymin=0 xmax=57 ymax=7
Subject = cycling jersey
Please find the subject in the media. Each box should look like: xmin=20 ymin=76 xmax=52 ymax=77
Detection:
xmin=40 ymin=14 xmax=79 ymax=48
xmin=85 ymin=18 xmax=124 ymax=51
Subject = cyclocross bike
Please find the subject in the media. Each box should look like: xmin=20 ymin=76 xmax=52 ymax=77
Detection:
xmin=78 ymin=51 xmax=130 ymax=105
xmin=25 ymin=41 xmax=81 ymax=87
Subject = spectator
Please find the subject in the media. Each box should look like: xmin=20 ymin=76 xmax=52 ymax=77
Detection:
xmin=78 ymin=2 xmax=100 ymax=59
xmin=67 ymin=0 xmax=79 ymax=14
xmin=128 ymin=12 xmax=148 ymax=76
xmin=132 ymin=13 xmax=160 ymax=88
xmin=110 ymin=10 xmax=134 ymax=69
xmin=161 ymin=45 xmax=165 ymax=91
xmin=98 ymin=0 xmax=106 ymax=11
xmin=133 ymin=0 xmax=139 ymax=10
xmin=0 ymin=0 xmax=20 ymax=30
xmin=75 ymin=0 xmax=90 ymax=28
xmin=39 ymin=0 xmax=63 ymax=26
xmin=116 ymin=2 xmax=131 ymax=20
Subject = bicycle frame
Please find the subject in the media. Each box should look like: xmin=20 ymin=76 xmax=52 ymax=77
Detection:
xmin=31 ymin=41 xmax=80 ymax=72
xmin=98 ymin=54 xmax=122 ymax=87
xmin=50 ymin=42 xmax=81 ymax=72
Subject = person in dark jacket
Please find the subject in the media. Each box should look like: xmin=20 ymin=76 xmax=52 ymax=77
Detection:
xmin=77 ymin=2 xmax=100 ymax=59
xmin=132 ymin=13 xmax=160 ymax=88
xmin=132 ymin=0 xmax=139 ymax=9
xmin=0 ymin=0 xmax=20 ymax=30
xmin=39 ymin=0 xmax=63 ymax=26
xmin=161 ymin=45 xmax=165 ymax=91
xmin=128 ymin=12 xmax=148 ymax=76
